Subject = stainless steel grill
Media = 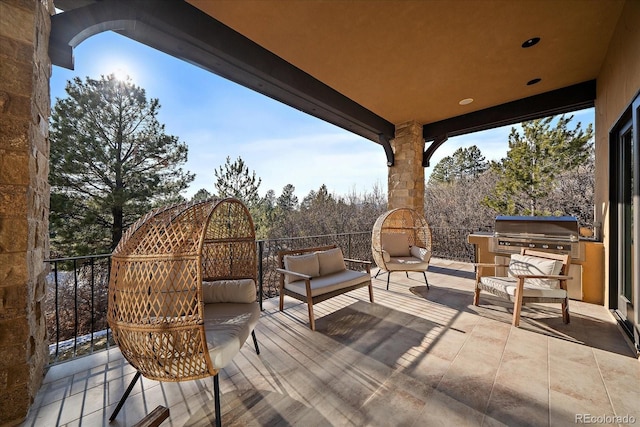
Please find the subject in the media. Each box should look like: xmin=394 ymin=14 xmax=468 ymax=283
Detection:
xmin=489 ymin=216 xmax=582 ymax=259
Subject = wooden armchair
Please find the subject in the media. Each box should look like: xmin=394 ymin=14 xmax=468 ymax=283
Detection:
xmin=473 ymin=248 xmax=572 ymax=327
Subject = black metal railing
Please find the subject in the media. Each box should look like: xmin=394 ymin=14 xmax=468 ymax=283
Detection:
xmin=430 ymin=227 xmax=476 ymax=263
xmin=256 ymin=232 xmax=373 ymax=307
xmin=44 ymin=254 xmax=113 ymax=364
xmin=44 ymin=228 xmax=476 ymax=363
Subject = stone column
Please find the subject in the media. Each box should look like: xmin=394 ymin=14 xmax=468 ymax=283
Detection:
xmin=0 ymin=0 xmax=52 ymax=424
xmin=387 ymin=121 xmax=425 ymax=216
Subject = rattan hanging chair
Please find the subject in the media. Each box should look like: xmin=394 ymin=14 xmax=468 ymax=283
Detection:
xmin=371 ymin=208 xmax=433 ymax=290
xmin=107 ymin=198 xmax=260 ymax=426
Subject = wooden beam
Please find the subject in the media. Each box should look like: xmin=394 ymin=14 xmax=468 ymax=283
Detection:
xmin=132 ymin=406 xmax=170 ymax=427
xmin=422 ymin=80 xmax=596 ymax=166
xmin=49 ymin=0 xmax=395 ymax=144
xmin=379 ymin=133 xmax=394 ymax=166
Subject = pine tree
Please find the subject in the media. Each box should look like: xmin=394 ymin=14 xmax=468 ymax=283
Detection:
xmin=213 ymin=156 xmax=262 ymax=207
xmin=191 ymin=188 xmax=212 ymax=201
xmin=428 ymin=145 xmax=488 ymax=185
xmin=484 ymin=115 xmax=593 ymax=215
xmin=49 ymin=74 xmax=194 ymax=255
xmin=277 ymin=184 xmax=299 ymax=211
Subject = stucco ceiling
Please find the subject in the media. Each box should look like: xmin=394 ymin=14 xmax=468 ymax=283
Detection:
xmin=186 ymin=0 xmax=624 ymax=127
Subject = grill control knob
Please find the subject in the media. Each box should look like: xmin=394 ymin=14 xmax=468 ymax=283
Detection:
xmin=542 ymin=244 xmax=549 ymax=249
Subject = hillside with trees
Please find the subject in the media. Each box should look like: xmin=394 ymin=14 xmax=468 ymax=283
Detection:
xmin=425 ymin=115 xmax=595 ymax=232
xmin=49 ymin=72 xmax=595 ymax=257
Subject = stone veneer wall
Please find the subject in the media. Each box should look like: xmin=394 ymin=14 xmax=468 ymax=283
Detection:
xmin=388 ymin=121 xmax=425 ymax=216
xmin=0 ymin=0 xmax=52 ymax=425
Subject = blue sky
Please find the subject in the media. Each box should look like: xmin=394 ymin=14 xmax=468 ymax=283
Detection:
xmin=50 ymin=31 xmax=594 ymax=200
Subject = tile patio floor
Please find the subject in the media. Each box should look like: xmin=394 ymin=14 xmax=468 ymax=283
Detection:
xmin=23 ymin=259 xmax=639 ymax=426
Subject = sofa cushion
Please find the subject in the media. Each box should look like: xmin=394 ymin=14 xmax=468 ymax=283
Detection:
xmin=386 ymin=257 xmax=430 ymax=271
xmin=285 ymin=269 xmax=370 ymax=297
xmin=479 ymin=276 xmax=567 ymax=299
xmin=410 ymin=246 xmax=431 ymax=263
xmin=202 ymin=279 xmax=256 ymax=304
xmin=283 ymin=253 xmax=320 ymax=284
xmin=317 ymin=247 xmax=346 ymax=276
xmin=381 ymin=233 xmax=410 ymax=257
xmin=204 ymin=302 xmax=260 ymax=369
xmin=507 ymin=254 xmax=563 ymax=288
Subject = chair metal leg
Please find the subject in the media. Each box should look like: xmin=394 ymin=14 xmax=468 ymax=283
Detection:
xmin=374 ymin=269 xmax=381 ymax=279
xmin=251 ymin=330 xmax=260 ymax=354
xmin=109 ymin=371 xmax=142 ymax=422
xmin=213 ymin=374 xmax=222 ymax=427
xmin=405 ymin=271 xmax=409 ymax=278
xmin=386 ymin=272 xmax=391 ymax=290
xmin=423 ymin=271 xmax=429 ymax=289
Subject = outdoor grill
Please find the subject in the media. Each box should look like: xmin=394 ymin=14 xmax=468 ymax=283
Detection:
xmin=489 ymin=216 xmax=582 ymax=260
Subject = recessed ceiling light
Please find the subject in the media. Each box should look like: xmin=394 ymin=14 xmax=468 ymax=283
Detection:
xmin=459 ymin=98 xmax=474 ymax=105
xmin=527 ymin=78 xmax=542 ymax=85
xmin=522 ymin=37 xmax=541 ymax=48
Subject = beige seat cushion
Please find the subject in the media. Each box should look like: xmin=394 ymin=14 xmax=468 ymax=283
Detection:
xmin=285 ymin=269 xmax=370 ymax=297
xmin=283 ymin=253 xmax=320 ymax=284
xmin=202 ymin=279 xmax=256 ymax=303
xmin=317 ymin=247 xmax=347 ymax=276
xmin=204 ymin=302 xmax=260 ymax=369
xmin=386 ymin=256 xmax=429 ymax=271
xmin=381 ymin=233 xmax=411 ymax=257
xmin=479 ymin=276 xmax=567 ymax=299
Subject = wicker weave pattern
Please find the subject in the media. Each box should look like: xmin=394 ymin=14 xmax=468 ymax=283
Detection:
xmin=371 ymin=208 xmax=432 ymax=270
xmin=108 ymin=198 xmax=257 ymax=382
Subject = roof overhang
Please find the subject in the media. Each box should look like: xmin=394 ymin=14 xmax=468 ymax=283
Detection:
xmin=50 ymin=0 xmax=624 ymax=167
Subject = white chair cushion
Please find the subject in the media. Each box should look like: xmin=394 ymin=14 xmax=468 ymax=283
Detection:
xmin=285 ymin=269 xmax=370 ymax=297
xmin=283 ymin=253 xmax=320 ymax=284
xmin=202 ymin=279 xmax=256 ymax=303
xmin=386 ymin=256 xmax=430 ymax=271
xmin=204 ymin=302 xmax=260 ymax=369
xmin=410 ymin=246 xmax=431 ymax=263
xmin=317 ymin=247 xmax=347 ymax=276
xmin=508 ymin=254 xmax=563 ymax=288
xmin=381 ymin=233 xmax=411 ymax=257
xmin=480 ymin=276 xmax=567 ymax=299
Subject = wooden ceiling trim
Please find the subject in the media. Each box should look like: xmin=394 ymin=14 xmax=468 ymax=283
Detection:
xmin=49 ymin=0 xmax=395 ymax=143
xmin=422 ymin=80 xmax=596 ymax=166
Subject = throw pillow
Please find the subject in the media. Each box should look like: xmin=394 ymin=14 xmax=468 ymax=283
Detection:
xmin=317 ymin=247 xmax=346 ymax=276
xmin=202 ymin=279 xmax=256 ymax=303
xmin=381 ymin=233 xmax=410 ymax=257
xmin=508 ymin=254 xmax=563 ymax=288
xmin=283 ymin=252 xmax=320 ymax=284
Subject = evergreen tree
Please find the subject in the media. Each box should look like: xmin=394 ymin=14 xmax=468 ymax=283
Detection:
xmin=277 ymin=184 xmax=299 ymax=211
xmin=484 ymin=115 xmax=593 ymax=215
xmin=213 ymin=156 xmax=262 ymax=207
xmin=253 ymin=189 xmax=277 ymax=239
xmin=428 ymin=145 xmax=488 ymax=185
xmin=191 ymin=188 xmax=212 ymax=201
xmin=429 ymin=155 xmax=456 ymax=184
xmin=49 ymin=74 xmax=194 ymax=255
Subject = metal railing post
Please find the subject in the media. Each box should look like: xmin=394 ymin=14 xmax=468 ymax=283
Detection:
xmin=258 ymin=240 xmax=264 ymax=311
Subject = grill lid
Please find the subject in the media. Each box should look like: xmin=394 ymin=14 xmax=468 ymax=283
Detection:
xmin=494 ymin=216 xmax=579 ymax=239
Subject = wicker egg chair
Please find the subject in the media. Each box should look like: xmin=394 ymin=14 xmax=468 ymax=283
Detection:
xmin=107 ymin=198 xmax=260 ymax=427
xmin=371 ymin=208 xmax=433 ymax=290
